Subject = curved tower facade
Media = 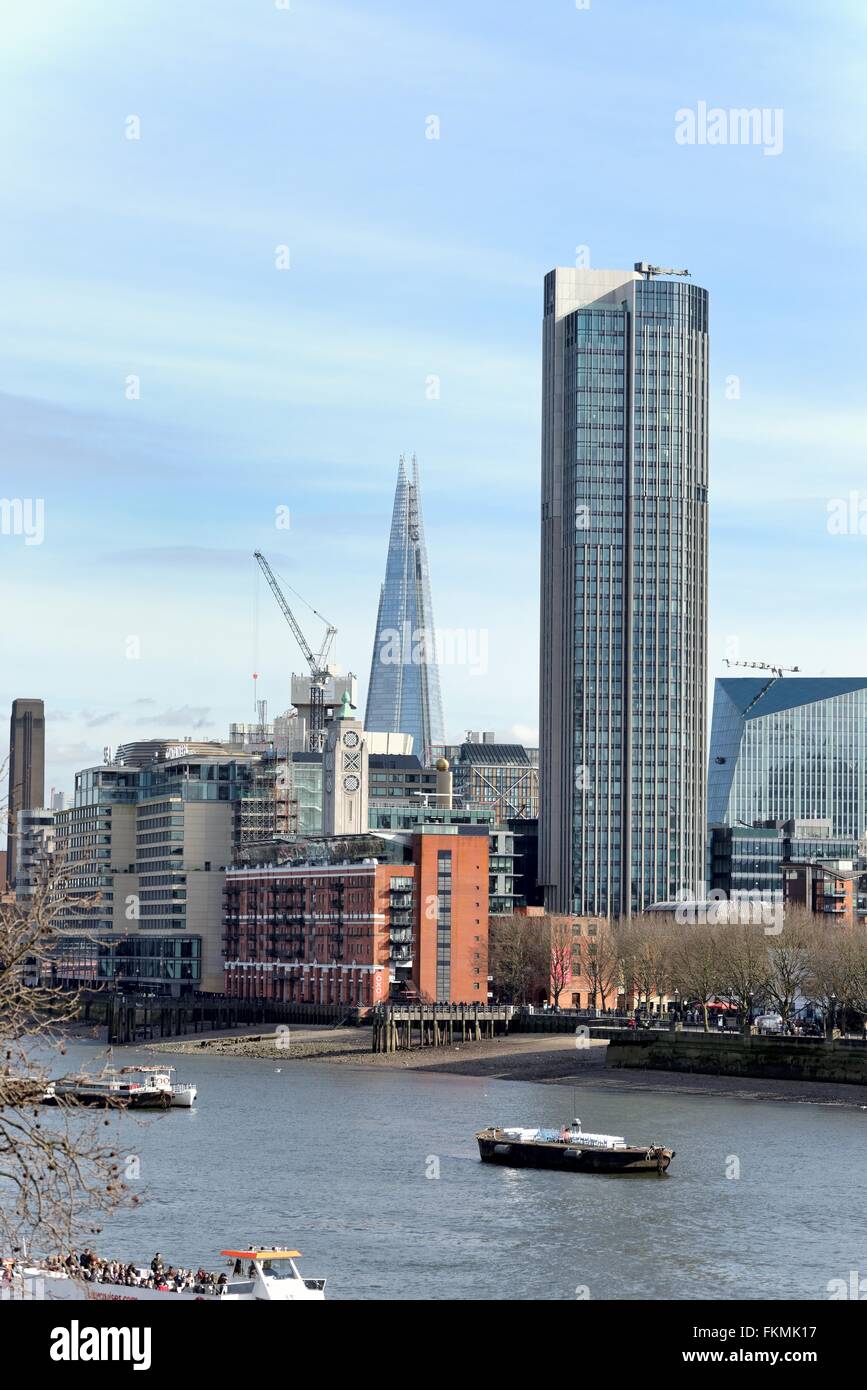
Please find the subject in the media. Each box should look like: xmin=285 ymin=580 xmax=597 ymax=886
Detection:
xmin=540 ymin=267 xmax=709 ymax=917
xmin=365 ymin=455 xmax=445 ymax=765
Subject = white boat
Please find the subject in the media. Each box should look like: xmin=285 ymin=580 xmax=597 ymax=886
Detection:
xmin=121 ymin=1066 xmax=197 ymax=1108
xmin=47 ymin=1065 xmax=196 ymax=1110
xmin=3 ymin=1248 xmax=325 ymax=1302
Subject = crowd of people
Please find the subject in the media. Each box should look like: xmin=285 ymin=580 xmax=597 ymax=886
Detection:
xmin=50 ymin=1249 xmax=230 ymax=1293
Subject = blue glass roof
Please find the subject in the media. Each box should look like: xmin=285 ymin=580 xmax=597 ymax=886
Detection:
xmin=716 ymin=677 xmax=867 ymax=720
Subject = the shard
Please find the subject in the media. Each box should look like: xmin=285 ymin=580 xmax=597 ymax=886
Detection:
xmin=365 ymin=455 xmax=445 ymax=764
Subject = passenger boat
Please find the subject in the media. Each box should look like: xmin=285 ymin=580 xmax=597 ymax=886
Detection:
xmin=3 ymin=1248 xmax=326 ymax=1301
xmin=476 ymin=1117 xmax=675 ymax=1175
xmin=45 ymin=1065 xmax=196 ymax=1110
xmin=122 ymin=1066 xmax=197 ymax=1108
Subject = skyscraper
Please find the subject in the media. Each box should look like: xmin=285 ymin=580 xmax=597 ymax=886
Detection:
xmin=708 ymin=676 xmax=867 ymax=837
xmin=365 ymin=455 xmax=445 ymax=765
xmin=539 ymin=267 xmax=709 ymax=917
xmin=6 ymin=697 xmax=46 ymax=887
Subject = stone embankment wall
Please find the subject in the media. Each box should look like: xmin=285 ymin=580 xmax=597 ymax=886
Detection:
xmin=606 ymin=1033 xmax=867 ymax=1085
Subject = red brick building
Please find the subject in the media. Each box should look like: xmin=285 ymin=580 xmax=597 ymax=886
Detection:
xmin=223 ymin=827 xmax=489 ymax=1009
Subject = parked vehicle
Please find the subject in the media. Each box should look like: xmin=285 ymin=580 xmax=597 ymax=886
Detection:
xmin=754 ymin=1012 xmax=784 ymax=1034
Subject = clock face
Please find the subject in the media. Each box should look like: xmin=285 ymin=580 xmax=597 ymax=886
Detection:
xmin=343 ymin=730 xmax=360 ymax=748
xmin=343 ymin=774 xmax=360 ymax=793
xmin=325 ymin=777 xmax=334 ymax=794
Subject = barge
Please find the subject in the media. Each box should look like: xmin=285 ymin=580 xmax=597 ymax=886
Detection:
xmin=477 ymin=1117 xmax=674 ymax=1175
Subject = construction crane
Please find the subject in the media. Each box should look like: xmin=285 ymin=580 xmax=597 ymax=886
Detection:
xmin=253 ymin=550 xmax=337 ymax=751
xmin=634 ymin=262 xmax=690 ymax=280
xmin=723 ymin=659 xmax=800 ymax=678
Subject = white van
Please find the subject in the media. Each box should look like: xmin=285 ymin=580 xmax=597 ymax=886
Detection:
xmin=754 ymin=1012 xmax=783 ymax=1033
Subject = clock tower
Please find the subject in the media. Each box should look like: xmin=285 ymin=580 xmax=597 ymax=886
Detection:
xmin=322 ymin=690 xmax=369 ymax=836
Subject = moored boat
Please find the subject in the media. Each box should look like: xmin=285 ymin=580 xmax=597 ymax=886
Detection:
xmin=476 ymin=1117 xmax=675 ymax=1175
xmin=45 ymin=1065 xmax=196 ymax=1111
xmin=120 ymin=1066 xmax=197 ymax=1108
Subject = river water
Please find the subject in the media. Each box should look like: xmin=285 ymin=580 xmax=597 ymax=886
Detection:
xmin=39 ymin=1041 xmax=867 ymax=1301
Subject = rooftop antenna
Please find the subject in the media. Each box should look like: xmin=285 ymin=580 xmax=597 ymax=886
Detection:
xmin=723 ymin=659 xmax=800 ymax=679
xmin=634 ymin=262 xmax=690 ymax=280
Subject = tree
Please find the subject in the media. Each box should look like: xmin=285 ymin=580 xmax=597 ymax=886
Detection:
xmin=717 ymin=922 xmax=770 ymax=1028
xmin=0 ymin=803 xmax=132 ymax=1256
xmin=667 ymin=921 xmax=723 ymax=1031
xmin=547 ymin=916 xmax=574 ymax=1007
xmin=583 ymin=920 xmax=620 ymax=1012
xmin=615 ymin=916 xmax=673 ymax=1014
xmin=763 ymin=908 xmax=814 ymax=1026
xmin=488 ymin=914 xmax=550 ymax=1004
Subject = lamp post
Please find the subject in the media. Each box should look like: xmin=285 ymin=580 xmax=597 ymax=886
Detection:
xmin=829 ymin=992 xmax=837 ymax=1039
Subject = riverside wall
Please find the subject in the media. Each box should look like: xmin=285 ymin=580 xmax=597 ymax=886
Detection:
xmin=606 ymin=1032 xmax=867 ymax=1085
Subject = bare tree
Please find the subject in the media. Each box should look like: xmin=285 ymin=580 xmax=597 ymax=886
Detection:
xmin=547 ymin=916 xmax=574 ymax=1008
xmin=616 ymin=916 xmax=672 ymax=1014
xmin=667 ymin=921 xmax=723 ymax=1032
xmin=763 ymin=908 xmax=814 ymax=1026
xmin=0 ymin=831 xmax=133 ymax=1256
xmin=717 ymin=922 xmax=770 ymax=1028
xmin=489 ymin=914 xmax=550 ymax=1004
xmin=804 ymin=918 xmax=867 ymax=1032
xmin=583 ymin=920 xmax=620 ymax=1012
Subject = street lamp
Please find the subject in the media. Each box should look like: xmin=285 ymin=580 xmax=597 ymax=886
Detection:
xmin=829 ymin=992 xmax=837 ymax=1038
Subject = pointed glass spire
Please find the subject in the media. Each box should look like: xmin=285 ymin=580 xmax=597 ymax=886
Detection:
xmin=364 ymin=454 xmax=445 ymax=764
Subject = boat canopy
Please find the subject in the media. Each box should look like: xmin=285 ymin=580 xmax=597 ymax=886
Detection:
xmin=220 ymin=1249 xmax=301 ymax=1260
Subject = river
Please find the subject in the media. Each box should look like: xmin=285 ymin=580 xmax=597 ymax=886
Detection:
xmin=38 ymin=1040 xmax=866 ymax=1301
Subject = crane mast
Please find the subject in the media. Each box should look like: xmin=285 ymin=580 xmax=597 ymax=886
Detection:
xmin=253 ymin=550 xmax=337 ymax=751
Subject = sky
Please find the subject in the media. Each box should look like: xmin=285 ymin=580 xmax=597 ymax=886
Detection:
xmin=1 ymin=0 xmax=867 ymax=809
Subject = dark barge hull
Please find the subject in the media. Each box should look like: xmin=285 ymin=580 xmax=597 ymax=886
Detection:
xmin=47 ymin=1089 xmax=171 ymax=1110
xmin=477 ymin=1133 xmax=674 ymax=1175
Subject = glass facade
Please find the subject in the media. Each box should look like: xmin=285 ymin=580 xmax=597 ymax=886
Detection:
xmin=708 ymin=677 xmax=867 ymax=838
xmin=709 ymin=825 xmax=784 ymax=899
xmin=542 ymin=270 xmax=708 ymax=917
xmin=365 ymin=454 xmax=445 ymax=764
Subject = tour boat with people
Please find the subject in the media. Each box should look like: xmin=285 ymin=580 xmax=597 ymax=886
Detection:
xmin=44 ymin=1064 xmax=196 ymax=1110
xmin=2 ymin=1247 xmax=326 ymax=1301
xmin=477 ymin=1117 xmax=675 ymax=1174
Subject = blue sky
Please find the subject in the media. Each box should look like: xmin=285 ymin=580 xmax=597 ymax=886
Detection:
xmin=2 ymin=0 xmax=866 ymax=803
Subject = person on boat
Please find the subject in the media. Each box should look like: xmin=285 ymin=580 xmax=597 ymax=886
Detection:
xmin=151 ymin=1251 xmax=164 ymax=1278
xmin=217 ymin=1271 xmax=229 ymax=1293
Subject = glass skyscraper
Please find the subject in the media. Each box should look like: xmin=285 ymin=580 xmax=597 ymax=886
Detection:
xmin=708 ymin=676 xmax=867 ymax=837
xmin=539 ymin=267 xmax=709 ymax=917
xmin=365 ymin=455 xmax=445 ymax=765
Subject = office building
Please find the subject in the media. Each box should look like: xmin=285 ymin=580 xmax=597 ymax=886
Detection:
xmin=708 ymin=676 xmax=867 ymax=839
xmin=365 ymin=455 xmax=445 ymax=764
xmin=451 ymin=741 xmax=539 ymax=820
xmin=51 ymin=747 xmax=249 ymax=994
xmin=12 ymin=807 xmax=56 ymax=899
xmin=539 ymin=268 xmax=709 ymax=917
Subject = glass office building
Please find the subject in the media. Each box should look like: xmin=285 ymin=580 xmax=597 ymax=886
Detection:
xmin=540 ymin=268 xmax=709 ymax=916
xmin=365 ymin=454 xmax=445 ymax=765
xmin=708 ymin=676 xmax=867 ymax=838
